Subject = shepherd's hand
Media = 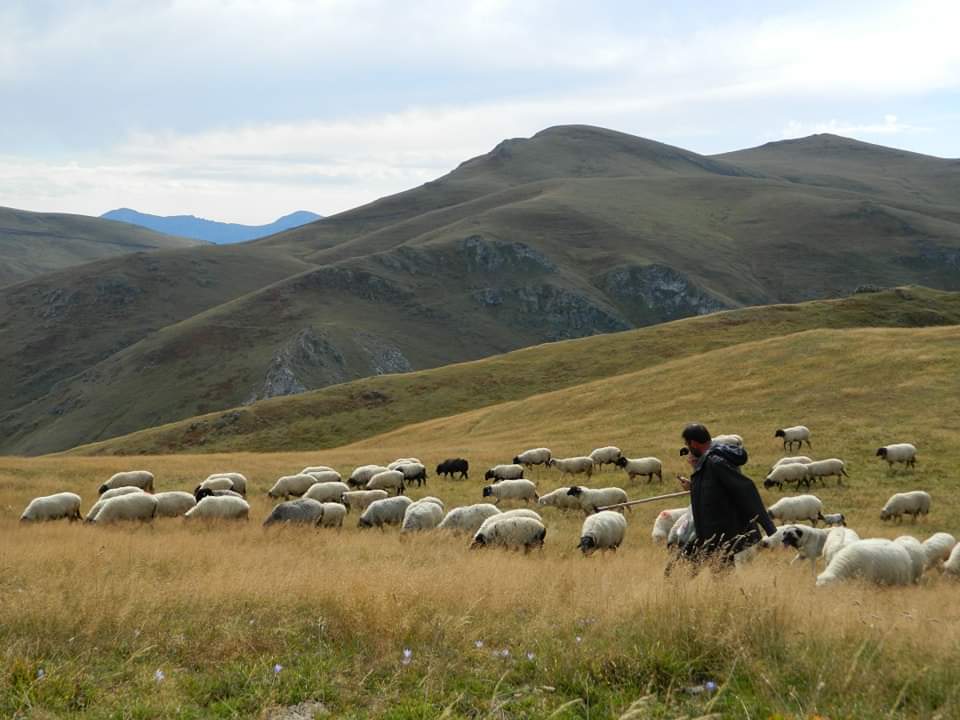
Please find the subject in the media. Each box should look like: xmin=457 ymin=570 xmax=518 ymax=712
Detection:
xmin=676 ymin=474 xmax=691 ymax=491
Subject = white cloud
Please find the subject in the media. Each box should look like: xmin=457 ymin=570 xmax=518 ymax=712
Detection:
xmin=779 ymin=114 xmax=931 ymax=140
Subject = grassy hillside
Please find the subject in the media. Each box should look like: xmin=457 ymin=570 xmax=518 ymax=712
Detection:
xmin=3 ymin=322 xmax=960 ymax=718
xmin=70 ymin=286 xmax=960 ymax=456
xmin=0 ymin=206 xmax=205 ymax=287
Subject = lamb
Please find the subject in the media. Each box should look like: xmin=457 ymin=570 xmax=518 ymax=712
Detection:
xmin=816 ymin=539 xmax=916 ymax=586
xmin=302 ymin=470 xmax=343 ymax=485
xmin=804 ymin=459 xmax=848 ymax=485
xmin=394 ymin=462 xmax=427 ymax=488
xmin=651 ymin=508 xmax=688 ymax=544
xmin=436 ymin=458 xmax=469 ymax=480
xmin=185 ymin=495 xmax=250 ymax=521
xmin=819 ymin=512 xmax=846 ymax=527
xmin=823 ymin=527 xmax=861 ymax=566
xmin=481 ymin=479 xmax=538 ymax=505
xmin=315 ymin=502 xmax=347 ymax=528
xmin=944 ymin=544 xmax=960 ymax=576
xmin=437 ymin=504 xmax=501 ymax=534
xmin=763 ymin=463 xmax=811 ymax=490
xmin=20 ymin=492 xmax=83 ymax=522
xmin=893 ymin=536 xmax=927 ymax=582
xmin=91 ymin=493 xmax=159 ymax=523
xmin=348 ymin=465 xmax=390 ymax=488
xmin=263 ymin=498 xmax=326 ymax=526
xmin=614 ymin=456 xmax=663 ymax=483
xmin=483 ymin=464 xmax=525 ymax=482
xmin=267 ymin=474 xmax=317 ymax=499
xmin=205 ymin=472 xmax=247 ymax=495
xmin=340 ymin=490 xmax=389 ymax=512
xmin=876 ymin=443 xmax=917 ymax=469
xmin=366 ymin=469 xmax=406 ymax=495
xmin=566 ymin=486 xmax=629 ymax=515
xmin=477 ymin=508 xmax=542 ymax=535
xmin=921 ymin=532 xmax=956 ymax=570
xmin=578 ymin=511 xmax=627 ymax=555
xmin=401 ymin=501 xmax=445 ymax=532
xmin=153 ymin=491 xmax=197 ymax=518
xmin=303 ymin=481 xmax=351 ymax=504
xmin=767 ymin=495 xmax=823 ymax=525
xmin=513 ymin=448 xmax=552 ymax=468
xmin=358 ymin=496 xmax=413 ymax=529
xmin=98 ymin=470 xmax=154 ymax=495
xmin=470 ymin=516 xmax=546 ymax=552
xmin=547 ymin=456 xmax=594 ymax=479
xmin=589 ymin=446 xmax=623 ymax=469
xmin=537 ymin=487 xmax=582 ymax=511
xmin=880 ymin=491 xmax=931 ymax=522
xmin=774 ymin=426 xmax=811 ymax=451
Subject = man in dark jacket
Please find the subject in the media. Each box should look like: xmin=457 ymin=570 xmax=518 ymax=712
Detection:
xmin=677 ymin=422 xmax=776 ymax=566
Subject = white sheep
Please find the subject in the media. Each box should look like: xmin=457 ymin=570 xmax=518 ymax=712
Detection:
xmin=185 ymin=495 xmax=250 ymax=520
xmin=537 ymin=487 xmax=582 ymax=511
xmin=547 ymin=456 xmax=594 ymax=479
xmin=195 ymin=488 xmax=244 ymax=501
xmin=876 ymin=443 xmax=917 ymax=469
xmin=341 ymin=490 xmax=389 ymax=512
xmin=401 ymin=501 xmax=444 ymax=532
xmin=315 ymin=502 xmax=347 ymax=528
xmin=772 ymin=456 xmax=813 ymax=468
xmin=566 ymin=486 xmax=628 ymax=515
xmin=513 ymin=448 xmax=552 ymax=468
xmin=767 ymin=495 xmax=822 ymax=525
xmin=774 ymin=426 xmax=811 ymax=451
xmin=578 ymin=511 xmax=627 ymax=555
xmin=358 ymin=496 xmax=413 ymax=528
xmin=483 ymin=464 xmax=525 ymax=482
xmin=804 ymin=459 xmax=848 ymax=485
xmin=387 ymin=457 xmax=422 ymax=470
xmin=91 ymin=493 xmax=159 ymax=523
xmin=20 ymin=492 xmax=83 ymax=522
xmin=651 ymin=508 xmax=688 ymax=544
xmin=414 ymin=496 xmax=444 ymax=509
xmin=763 ymin=463 xmax=811 ymax=490
xmin=477 ymin=508 xmax=542 ymax=535
xmin=303 ymin=481 xmax=351 ymax=504
xmin=99 ymin=470 xmax=154 ymax=495
xmin=470 ymin=516 xmax=546 ymax=552
xmin=263 ymin=498 xmax=325 ymax=526
xmin=198 ymin=477 xmax=234 ymax=493
xmin=921 ymin=532 xmax=956 ymax=570
xmin=366 ymin=469 xmax=406 ymax=495
xmin=303 ymin=470 xmax=343 ymax=485
xmin=267 ymin=474 xmax=316 ymax=499
xmin=302 ymin=465 xmax=335 ymax=474
xmin=893 ymin=536 xmax=927 ymax=582
xmin=614 ymin=456 xmax=663 ymax=483
xmin=394 ymin=462 xmax=428 ymax=487
xmin=349 ymin=465 xmax=390 ymax=487
xmin=944 ymin=544 xmax=960 ymax=576
xmin=437 ymin=504 xmax=501 ymax=534
xmin=205 ymin=472 xmax=247 ymax=495
xmin=713 ymin=434 xmax=744 ymax=447
xmin=880 ymin=491 xmax=931 ymax=522
xmin=589 ymin=446 xmax=623 ymax=469
xmin=99 ymin=486 xmax=145 ymax=501
xmin=823 ymin=527 xmax=861 ymax=566
xmin=816 ymin=539 xmax=917 ymax=586
xmin=819 ymin=512 xmax=846 ymax=527
xmin=153 ymin=491 xmax=197 ymax=518
xmin=481 ymin=479 xmax=538 ymax=505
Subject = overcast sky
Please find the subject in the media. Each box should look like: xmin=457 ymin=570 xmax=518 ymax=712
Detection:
xmin=1 ymin=0 xmax=958 ymax=224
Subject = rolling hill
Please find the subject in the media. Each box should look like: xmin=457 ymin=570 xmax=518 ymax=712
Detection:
xmin=101 ymin=208 xmax=323 ymax=244
xmin=4 ymin=126 xmax=960 ymax=455
xmin=0 ymin=206 xmax=205 ymax=287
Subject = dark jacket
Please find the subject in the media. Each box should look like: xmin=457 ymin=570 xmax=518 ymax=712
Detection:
xmin=686 ymin=443 xmax=776 ymax=559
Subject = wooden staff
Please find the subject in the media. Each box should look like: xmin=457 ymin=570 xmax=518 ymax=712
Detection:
xmin=596 ymin=489 xmax=690 ymax=511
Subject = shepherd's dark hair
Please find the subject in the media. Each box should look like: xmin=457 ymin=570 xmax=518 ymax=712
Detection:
xmin=681 ymin=423 xmax=712 ymax=444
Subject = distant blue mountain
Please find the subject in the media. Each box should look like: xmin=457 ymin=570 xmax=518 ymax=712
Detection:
xmin=100 ymin=208 xmax=323 ymax=244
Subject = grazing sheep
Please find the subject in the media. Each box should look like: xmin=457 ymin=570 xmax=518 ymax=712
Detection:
xmin=92 ymin=493 xmax=159 ymax=523
xmin=651 ymin=508 xmax=688 ymax=544
xmin=763 ymin=463 xmax=811 ymax=491
xmin=436 ymin=458 xmax=469 ymax=480
xmin=477 ymin=509 xmax=542 ymax=535
xmin=341 ymin=490 xmax=389 ymax=512
xmin=481 ymin=479 xmax=538 ymax=505
xmin=358 ymin=496 xmax=413 ymax=529
xmin=922 ymin=532 xmax=956 ymax=570
xmin=20 ymin=492 xmax=83 ymax=522
xmin=267 ymin=474 xmax=316 ymax=499
xmin=763 ymin=524 xmax=829 ymax=574
xmin=876 ymin=443 xmax=917 ymax=469
xmin=401 ymin=501 xmax=444 ymax=532
xmin=414 ymin=496 xmax=444 ymax=509
xmin=767 ymin=495 xmax=823 ymax=525
xmin=566 ymin=486 xmax=629 ymax=515
xmin=349 ymin=465 xmax=390 ymax=488
xmin=263 ymin=498 xmax=326 ymax=526
xmin=819 ymin=512 xmax=846 ymax=527
xmin=713 ymin=434 xmax=744 ymax=447
xmin=614 ymin=456 xmax=663 ymax=483
xmin=483 ymin=464 xmax=525 ymax=482
xmin=185 ymin=496 xmax=250 ymax=521
xmin=944 ymin=544 xmax=960 ymax=576
xmin=302 ymin=465 xmax=335 ymax=474
xmin=366 ymin=469 xmax=406 ymax=496
xmin=547 ymin=456 xmax=594 ymax=479
xmin=893 ymin=536 xmax=927 ymax=582
xmin=513 ymin=448 xmax=552 ymax=468
xmin=816 ymin=539 xmax=916 ymax=586
xmin=99 ymin=486 xmax=145 ymax=501
xmin=537 ymin=487 xmax=582 ymax=511
xmin=387 ymin=458 xmax=422 ymax=470
xmin=194 ymin=487 xmax=243 ymax=502
xmin=437 ymin=504 xmax=501 ymax=534
xmin=153 ymin=491 xmax=197 ymax=518
xmin=303 ymin=470 xmax=343 ymax=485
xmin=197 ymin=477 xmax=234 ymax=493
xmin=589 ymin=446 xmax=623 ymax=469
xmin=774 ymin=426 xmax=811 ymax=451
xmin=578 ymin=511 xmax=628 ymax=555
xmin=804 ymin=459 xmax=848 ymax=485
xmin=205 ymin=473 xmax=247 ymax=495
xmin=772 ymin=456 xmax=813 ymax=469
xmin=880 ymin=491 xmax=931 ymax=523
xmin=471 ymin=516 xmax=546 ymax=552
xmin=98 ymin=470 xmax=154 ymax=495
xmin=303 ymin=481 xmax=351 ymax=504
xmin=823 ymin=527 xmax=861 ymax=566
xmin=315 ymin=502 xmax=347 ymax=528
xmin=394 ymin=462 xmax=428 ymax=488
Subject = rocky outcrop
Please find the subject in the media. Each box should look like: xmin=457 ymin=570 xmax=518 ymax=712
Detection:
xmin=596 ymin=264 xmax=727 ymax=325
xmin=461 ymin=235 xmax=556 ymax=274
xmin=353 ymin=331 xmax=413 ymax=375
xmin=249 ymin=328 xmax=347 ymax=402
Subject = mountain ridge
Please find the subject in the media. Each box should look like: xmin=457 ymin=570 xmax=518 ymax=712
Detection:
xmin=101 ymin=208 xmax=323 ymax=244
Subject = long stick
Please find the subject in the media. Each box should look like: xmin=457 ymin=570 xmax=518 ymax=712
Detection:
xmin=596 ymin=490 xmax=690 ymax=511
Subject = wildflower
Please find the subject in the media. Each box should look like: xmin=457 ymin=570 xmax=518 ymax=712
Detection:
xmin=401 ymin=648 xmax=412 ymax=665
xmin=154 ymin=669 xmax=164 ymax=683
xmin=273 ymin=664 xmax=283 ymax=674
xmin=500 ymin=648 xmax=510 ymax=658
xmin=705 ymin=681 xmax=717 ymax=692
xmin=575 ymin=636 xmax=582 ymax=644
xmin=36 ymin=668 xmax=45 ymax=680
xmin=526 ymin=652 xmax=535 ymax=661
xmin=474 ymin=640 xmax=484 ymax=649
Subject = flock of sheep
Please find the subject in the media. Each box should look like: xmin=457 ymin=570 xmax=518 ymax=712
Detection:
xmin=17 ymin=426 xmax=959 ymax=585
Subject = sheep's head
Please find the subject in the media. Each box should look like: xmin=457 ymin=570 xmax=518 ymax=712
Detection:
xmin=880 ymin=509 xmax=892 ymax=521
xmin=566 ymin=486 xmax=584 ymax=497
xmin=763 ymin=477 xmax=777 ymax=489
xmin=482 ymin=486 xmax=494 ymax=498
xmin=97 ymin=484 xmax=109 ymax=495
xmin=435 ymin=464 xmax=444 ymax=475
xmin=470 ymin=533 xmax=487 ymax=549
xmin=195 ymin=488 xmax=214 ymax=501
xmin=774 ymin=429 xmax=786 ymax=438
xmin=876 ymin=447 xmax=888 ymax=458
xmin=679 ymin=447 xmax=690 ymax=457
xmin=578 ymin=535 xmax=597 ymax=555
xmin=613 ymin=457 xmax=628 ymax=468
xmin=484 ymin=469 xmax=496 ymax=481
xmin=357 ymin=516 xmax=372 ymax=529
xmin=512 ymin=455 xmax=521 ymax=465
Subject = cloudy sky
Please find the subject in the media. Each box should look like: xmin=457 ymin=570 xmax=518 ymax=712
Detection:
xmin=1 ymin=0 xmax=958 ymax=224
